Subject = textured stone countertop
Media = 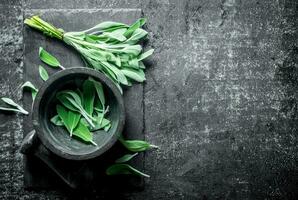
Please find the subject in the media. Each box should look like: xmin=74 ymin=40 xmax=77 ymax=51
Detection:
xmin=0 ymin=0 xmax=297 ymax=199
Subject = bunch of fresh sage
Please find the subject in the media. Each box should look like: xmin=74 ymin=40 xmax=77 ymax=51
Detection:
xmin=51 ymin=76 xmax=111 ymax=145
xmin=24 ymin=16 xmax=154 ymax=93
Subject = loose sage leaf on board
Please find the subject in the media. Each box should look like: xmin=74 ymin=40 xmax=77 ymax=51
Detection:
xmin=39 ymin=47 xmax=64 ymax=69
xmin=106 ymin=163 xmax=150 ymax=178
xmin=73 ymin=120 xmax=97 ymax=146
xmin=115 ymin=153 xmax=138 ymax=163
xmin=119 ymin=137 xmax=159 ymax=152
xmin=39 ymin=65 xmax=49 ymax=81
xmin=82 ymin=79 xmax=95 ymax=115
xmin=21 ymin=81 xmax=38 ymax=100
xmin=50 ymin=115 xmax=64 ymax=126
xmin=0 ymin=97 xmax=28 ymax=115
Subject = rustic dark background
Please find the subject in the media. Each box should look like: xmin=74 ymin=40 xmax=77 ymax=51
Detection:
xmin=0 ymin=0 xmax=298 ymax=199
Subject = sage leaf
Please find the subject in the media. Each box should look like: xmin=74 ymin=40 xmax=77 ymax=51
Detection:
xmin=106 ymin=163 xmax=150 ymax=178
xmin=39 ymin=47 xmax=64 ymax=69
xmin=50 ymin=115 xmax=64 ymax=126
xmin=39 ymin=65 xmax=49 ymax=81
xmin=119 ymin=137 xmax=159 ymax=152
xmin=73 ymin=120 xmax=97 ymax=146
xmin=56 ymin=93 xmax=78 ymax=111
xmin=0 ymin=97 xmax=28 ymax=115
xmin=123 ymin=18 xmax=146 ymax=38
xmin=125 ymin=28 xmax=148 ymax=44
xmin=67 ymin=110 xmax=81 ymax=136
xmin=121 ymin=68 xmax=146 ymax=82
xmin=115 ymin=153 xmax=138 ymax=163
xmin=89 ymin=77 xmax=105 ymax=107
xmin=82 ymin=79 xmax=95 ymax=115
xmin=138 ymin=49 xmax=154 ymax=61
xmin=21 ymin=81 xmax=38 ymax=100
xmin=57 ymin=105 xmax=71 ymax=133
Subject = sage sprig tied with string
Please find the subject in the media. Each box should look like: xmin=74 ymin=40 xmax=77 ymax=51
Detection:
xmin=24 ymin=16 xmax=154 ymax=93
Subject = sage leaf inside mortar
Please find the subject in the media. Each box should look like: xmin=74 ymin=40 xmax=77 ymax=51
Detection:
xmin=50 ymin=115 xmax=64 ymax=126
xmin=73 ymin=120 xmax=97 ymax=146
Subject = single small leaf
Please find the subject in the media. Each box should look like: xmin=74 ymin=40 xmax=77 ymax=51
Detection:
xmin=39 ymin=65 xmax=49 ymax=81
xmin=39 ymin=47 xmax=63 ymax=69
xmin=82 ymin=79 xmax=95 ymax=115
xmin=56 ymin=104 xmax=71 ymax=134
xmin=0 ymin=97 xmax=28 ymax=115
xmin=106 ymin=163 xmax=150 ymax=178
xmin=67 ymin=110 xmax=81 ymax=136
xmin=21 ymin=81 xmax=38 ymax=100
xmin=119 ymin=137 xmax=159 ymax=152
xmin=73 ymin=121 xmax=97 ymax=146
xmin=50 ymin=115 xmax=64 ymax=126
xmin=138 ymin=49 xmax=154 ymax=61
xmin=115 ymin=153 xmax=138 ymax=163
xmin=89 ymin=77 xmax=105 ymax=107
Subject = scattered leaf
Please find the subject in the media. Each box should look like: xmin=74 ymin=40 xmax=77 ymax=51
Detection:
xmin=39 ymin=47 xmax=64 ymax=69
xmin=115 ymin=153 xmax=138 ymax=163
xmin=106 ymin=163 xmax=150 ymax=178
xmin=0 ymin=97 xmax=28 ymax=115
xmin=119 ymin=137 xmax=159 ymax=152
xmin=21 ymin=81 xmax=38 ymax=100
xmin=39 ymin=65 xmax=49 ymax=81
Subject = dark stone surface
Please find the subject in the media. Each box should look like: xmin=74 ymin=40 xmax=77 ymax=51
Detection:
xmin=0 ymin=0 xmax=298 ymax=199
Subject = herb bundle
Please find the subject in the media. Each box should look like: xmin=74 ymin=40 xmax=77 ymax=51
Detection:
xmin=51 ymin=77 xmax=111 ymax=145
xmin=24 ymin=16 xmax=154 ymax=93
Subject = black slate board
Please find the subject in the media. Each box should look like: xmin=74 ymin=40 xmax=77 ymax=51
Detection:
xmin=23 ymin=9 xmax=144 ymax=191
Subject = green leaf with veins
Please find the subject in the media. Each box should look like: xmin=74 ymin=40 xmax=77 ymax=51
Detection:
xmin=115 ymin=153 xmax=138 ymax=163
xmin=21 ymin=81 xmax=38 ymax=100
xmin=39 ymin=65 xmax=49 ymax=81
xmin=39 ymin=47 xmax=64 ymax=69
xmin=106 ymin=163 xmax=150 ymax=178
